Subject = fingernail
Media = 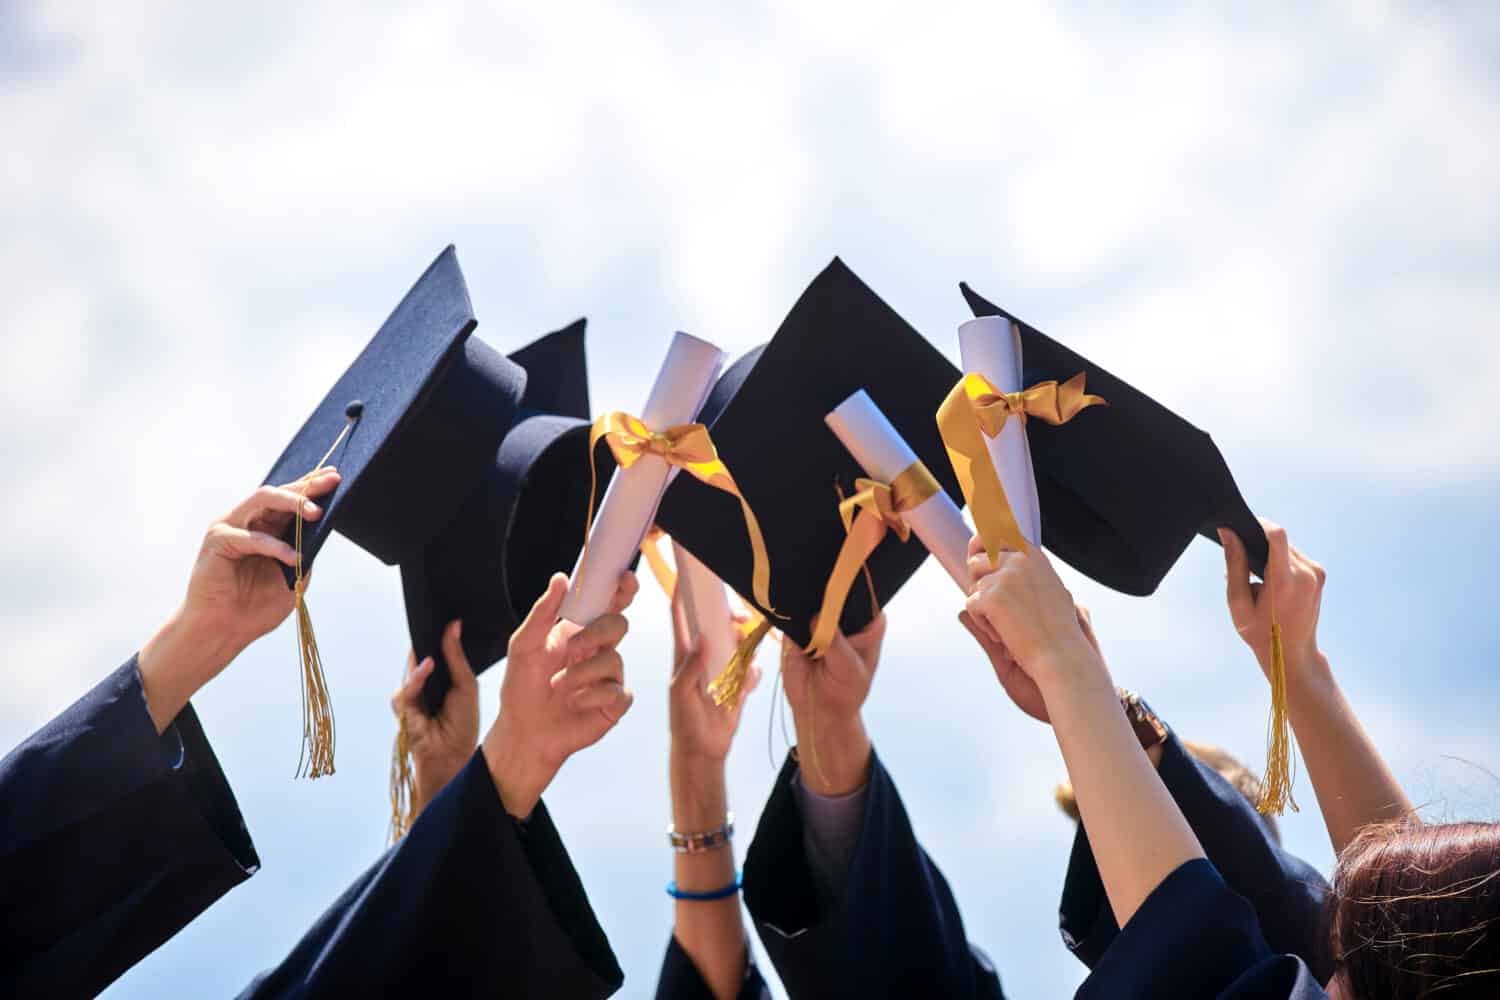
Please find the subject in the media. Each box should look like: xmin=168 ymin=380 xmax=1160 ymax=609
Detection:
xmin=1216 ymin=528 xmax=1229 ymax=545
xmin=455 ymin=620 xmax=463 ymax=639
xmin=304 ymin=500 xmax=320 ymax=514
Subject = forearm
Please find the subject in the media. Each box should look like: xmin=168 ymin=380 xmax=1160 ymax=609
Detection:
xmin=793 ymin=713 xmax=872 ymax=797
xmin=137 ymin=609 xmax=240 ymax=734
xmin=1288 ymin=655 xmax=1413 ymax=854
xmin=1043 ymin=647 xmax=1204 ymax=928
xmin=669 ymin=753 xmax=746 ymax=1000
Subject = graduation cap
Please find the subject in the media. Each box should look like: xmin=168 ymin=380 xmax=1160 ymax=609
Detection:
xmin=957 ymin=282 xmax=1291 ymax=814
xmin=655 ymin=258 xmax=963 ymax=651
xmin=263 ymin=246 xmax=525 ymax=779
xmin=956 ymin=281 xmax=1268 ymax=591
xmin=399 ymin=319 xmax=602 ymax=712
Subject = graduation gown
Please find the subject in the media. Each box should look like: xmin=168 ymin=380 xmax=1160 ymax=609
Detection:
xmin=1059 ymin=731 xmax=1334 ymax=983
xmin=1077 ymin=859 xmax=1327 ymax=999
xmin=0 ymin=656 xmax=259 ymax=999
xmin=654 ymin=934 xmax=769 ymax=1000
xmin=242 ymin=751 xmax=623 ymax=999
xmin=741 ymin=750 xmax=1005 ymax=999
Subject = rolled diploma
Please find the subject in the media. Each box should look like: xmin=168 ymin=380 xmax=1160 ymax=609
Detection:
xmin=825 ymin=390 xmax=972 ymax=592
xmin=671 ymin=540 xmax=739 ymax=678
xmin=561 ymin=331 xmax=726 ymax=624
xmin=957 ymin=316 xmax=1042 ymax=545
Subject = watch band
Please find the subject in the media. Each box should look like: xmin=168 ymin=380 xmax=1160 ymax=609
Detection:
xmin=1119 ymin=688 xmax=1169 ymax=751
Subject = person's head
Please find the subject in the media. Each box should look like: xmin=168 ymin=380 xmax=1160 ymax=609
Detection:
xmin=1326 ymin=820 xmax=1500 ymax=999
xmin=1054 ymin=740 xmax=1280 ymax=843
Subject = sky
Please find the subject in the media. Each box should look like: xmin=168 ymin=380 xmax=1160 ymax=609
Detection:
xmin=3 ymin=1 xmax=1499 ymax=996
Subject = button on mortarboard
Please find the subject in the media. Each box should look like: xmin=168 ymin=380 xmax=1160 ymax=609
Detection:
xmin=656 ymin=258 xmax=964 ymax=650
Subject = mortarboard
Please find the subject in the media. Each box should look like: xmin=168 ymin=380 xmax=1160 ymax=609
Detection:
xmin=399 ymin=318 xmax=604 ymax=712
xmin=262 ymin=246 xmax=525 ymax=778
xmin=956 ymin=282 xmax=1291 ymax=813
xmin=655 ymin=258 xmax=964 ymax=650
xmin=956 ymin=281 xmax=1268 ymax=592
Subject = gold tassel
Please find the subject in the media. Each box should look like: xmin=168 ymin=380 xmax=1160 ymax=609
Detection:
xmin=1256 ymin=615 xmax=1299 ymax=815
xmin=388 ymin=716 xmax=416 ymax=842
xmin=292 ymin=572 xmax=336 ymax=779
xmin=290 ymin=417 xmax=354 ymax=780
xmin=708 ymin=616 xmax=773 ymax=709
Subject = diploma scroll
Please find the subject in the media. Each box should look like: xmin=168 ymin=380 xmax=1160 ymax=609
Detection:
xmin=561 ymin=332 xmax=726 ymax=624
xmin=671 ymin=540 xmax=739 ymax=680
xmin=957 ymin=317 xmax=1042 ymax=546
xmin=825 ymin=390 xmax=973 ymax=592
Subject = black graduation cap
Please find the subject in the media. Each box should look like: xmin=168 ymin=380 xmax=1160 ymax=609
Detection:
xmin=262 ymin=246 xmax=526 ymax=778
xmin=400 ymin=319 xmax=609 ymax=713
xmin=958 ymin=282 xmax=1268 ymax=594
xmin=655 ymin=258 xmax=964 ymax=649
xmin=263 ymin=246 xmax=527 ymax=578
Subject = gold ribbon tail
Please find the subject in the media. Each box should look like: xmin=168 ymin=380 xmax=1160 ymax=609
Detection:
xmin=804 ymin=463 xmax=940 ymax=659
xmin=708 ymin=616 xmax=773 ymax=709
xmin=638 ymin=526 xmax=678 ymax=597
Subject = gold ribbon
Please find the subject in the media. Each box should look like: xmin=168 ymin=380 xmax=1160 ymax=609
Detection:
xmin=936 ymin=371 xmax=1107 ymax=566
xmin=804 ymin=461 xmax=941 ymax=659
xmin=638 ymin=526 xmax=679 ymax=597
xmin=584 ymin=412 xmax=776 ymax=614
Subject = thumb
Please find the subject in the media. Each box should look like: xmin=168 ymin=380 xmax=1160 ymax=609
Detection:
xmin=511 ymin=574 xmax=568 ymax=655
xmin=1219 ymin=527 xmax=1254 ymax=620
xmin=441 ymin=620 xmax=476 ymax=690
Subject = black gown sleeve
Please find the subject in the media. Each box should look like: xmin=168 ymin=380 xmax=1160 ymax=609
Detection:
xmin=0 ymin=656 xmax=259 ymax=999
xmin=240 ymin=750 xmax=623 ymax=999
xmin=1077 ymin=859 xmax=1327 ymax=1000
xmin=1060 ymin=731 xmax=1334 ymax=981
xmin=654 ymin=933 xmax=769 ymax=1000
xmin=741 ymin=749 xmax=1005 ymax=999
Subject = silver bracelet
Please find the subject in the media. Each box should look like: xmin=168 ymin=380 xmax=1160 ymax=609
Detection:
xmin=667 ymin=813 xmax=735 ymax=854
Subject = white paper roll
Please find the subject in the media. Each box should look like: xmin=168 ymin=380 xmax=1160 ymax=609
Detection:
xmin=957 ymin=316 xmax=1042 ymax=545
xmin=825 ymin=390 xmax=973 ymax=592
xmin=671 ymin=540 xmax=739 ymax=679
xmin=561 ymin=332 xmax=726 ymax=624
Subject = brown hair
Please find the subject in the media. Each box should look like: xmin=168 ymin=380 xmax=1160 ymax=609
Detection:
xmin=1054 ymin=740 xmax=1280 ymax=843
xmin=1330 ymin=820 xmax=1500 ymax=998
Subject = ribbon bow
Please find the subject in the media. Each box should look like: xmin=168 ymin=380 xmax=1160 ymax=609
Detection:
xmin=805 ymin=462 xmax=940 ymax=659
xmin=584 ymin=412 xmax=776 ymax=614
xmin=936 ymin=371 xmax=1106 ymax=566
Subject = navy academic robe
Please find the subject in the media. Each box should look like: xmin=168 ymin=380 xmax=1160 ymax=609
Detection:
xmin=1060 ymin=731 xmax=1334 ymax=983
xmin=0 ymin=656 xmax=259 ymax=999
xmin=242 ymin=751 xmax=623 ymax=999
xmin=741 ymin=750 xmax=1004 ymax=999
xmin=1078 ymin=859 xmax=1327 ymax=999
xmin=654 ymin=934 xmax=769 ymax=1000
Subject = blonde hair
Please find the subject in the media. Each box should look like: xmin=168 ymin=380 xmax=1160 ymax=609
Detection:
xmin=1054 ymin=740 xmax=1280 ymax=843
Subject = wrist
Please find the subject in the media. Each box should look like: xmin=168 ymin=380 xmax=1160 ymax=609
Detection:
xmin=669 ymin=753 xmax=729 ymax=830
xmin=794 ymin=714 xmax=871 ymax=796
xmin=137 ymin=607 xmax=243 ymax=733
xmin=1033 ymin=637 xmax=1114 ymax=703
xmin=481 ymin=718 xmax=554 ymax=820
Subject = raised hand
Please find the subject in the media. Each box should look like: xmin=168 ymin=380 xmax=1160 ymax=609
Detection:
xmin=138 ymin=468 xmax=342 ymax=732
xmin=481 ymin=571 xmax=638 ymax=819
xmin=1220 ymin=519 xmax=1326 ymax=681
xmin=391 ymin=621 xmax=480 ymax=816
xmin=780 ymin=614 xmax=885 ymax=795
xmin=669 ymin=594 xmax=759 ymax=765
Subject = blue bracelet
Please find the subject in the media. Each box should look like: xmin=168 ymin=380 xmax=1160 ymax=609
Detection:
xmin=666 ymin=872 xmax=742 ymax=901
